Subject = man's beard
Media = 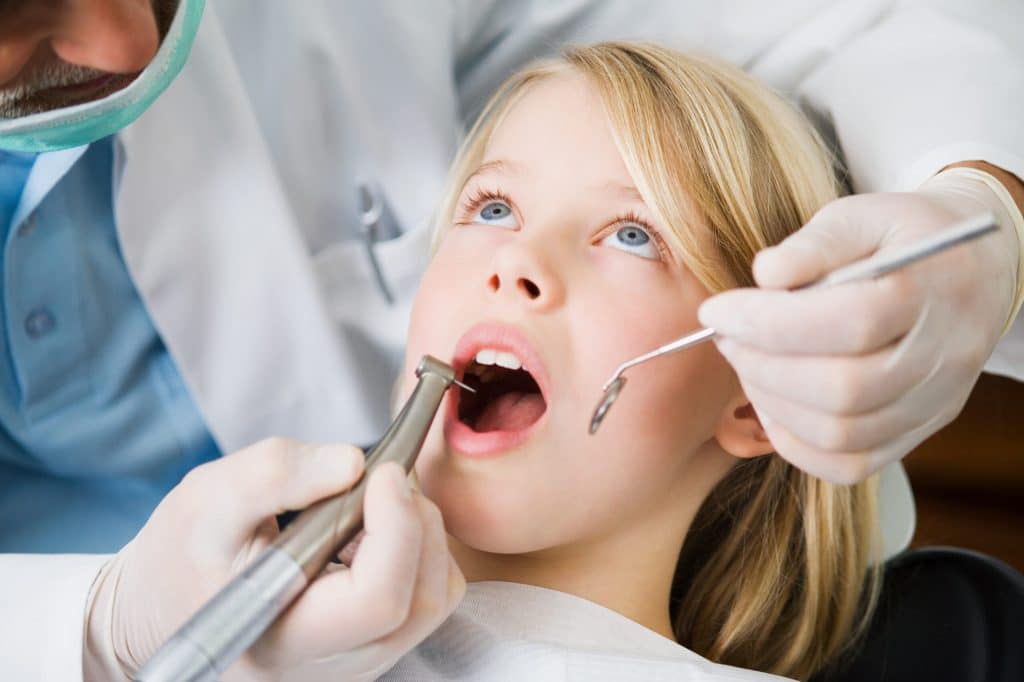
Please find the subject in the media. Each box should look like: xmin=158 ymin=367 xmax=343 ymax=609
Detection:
xmin=0 ymin=0 xmax=180 ymax=119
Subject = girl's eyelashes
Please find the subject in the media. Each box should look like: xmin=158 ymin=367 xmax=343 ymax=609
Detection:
xmin=455 ymin=188 xmax=669 ymax=263
xmin=597 ymin=212 xmax=669 ymax=262
xmin=455 ymin=188 xmax=519 ymax=229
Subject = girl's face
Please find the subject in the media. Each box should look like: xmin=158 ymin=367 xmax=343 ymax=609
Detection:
xmin=403 ymin=74 xmax=754 ymax=556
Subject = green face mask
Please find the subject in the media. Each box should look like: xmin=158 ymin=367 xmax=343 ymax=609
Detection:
xmin=0 ymin=0 xmax=205 ymax=153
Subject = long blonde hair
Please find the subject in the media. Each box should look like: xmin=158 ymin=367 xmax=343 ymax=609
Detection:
xmin=433 ymin=42 xmax=881 ymax=680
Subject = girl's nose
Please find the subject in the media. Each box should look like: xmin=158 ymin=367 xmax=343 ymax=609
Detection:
xmin=487 ymin=241 xmax=566 ymax=312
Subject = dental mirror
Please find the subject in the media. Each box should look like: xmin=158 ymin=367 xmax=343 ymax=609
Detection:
xmin=589 ymin=213 xmax=999 ymax=434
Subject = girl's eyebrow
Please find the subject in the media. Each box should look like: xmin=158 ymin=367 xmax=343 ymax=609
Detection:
xmin=605 ymin=183 xmax=645 ymax=203
xmin=465 ymin=159 xmax=522 ymax=184
xmin=466 ymin=162 xmax=645 ymax=205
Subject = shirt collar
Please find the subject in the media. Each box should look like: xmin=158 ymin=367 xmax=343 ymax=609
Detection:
xmin=11 ymin=144 xmax=91 ymax=228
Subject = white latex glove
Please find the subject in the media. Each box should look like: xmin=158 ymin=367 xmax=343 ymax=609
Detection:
xmin=698 ymin=169 xmax=1022 ymax=484
xmin=84 ymin=438 xmax=464 ymax=682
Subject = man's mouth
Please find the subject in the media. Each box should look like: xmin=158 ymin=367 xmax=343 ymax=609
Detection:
xmin=445 ymin=323 xmax=551 ymax=457
xmin=0 ymin=72 xmax=138 ymax=119
xmin=47 ymin=73 xmax=123 ymax=96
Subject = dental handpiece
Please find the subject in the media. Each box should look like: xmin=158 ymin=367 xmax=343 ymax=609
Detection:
xmin=589 ymin=212 xmax=1000 ymax=434
xmin=137 ymin=355 xmax=465 ymax=682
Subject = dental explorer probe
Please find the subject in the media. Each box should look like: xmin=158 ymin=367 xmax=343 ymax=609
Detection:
xmin=137 ymin=356 xmax=473 ymax=682
xmin=589 ymin=212 xmax=1000 ymax=435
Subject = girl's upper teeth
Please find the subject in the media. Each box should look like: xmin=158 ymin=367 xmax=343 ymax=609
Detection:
xmin=475 ymin=349 xmax=522 ymax=370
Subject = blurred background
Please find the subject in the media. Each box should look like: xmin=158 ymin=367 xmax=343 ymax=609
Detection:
xmin=906 ymin=372 xmax=1024 ymax=571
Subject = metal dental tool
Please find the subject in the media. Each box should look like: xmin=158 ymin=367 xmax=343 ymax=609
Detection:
xmin=138 ymin=356 xmax=473 ymax=682
xmin=589 ymin=212 xmax=1000 ymax=435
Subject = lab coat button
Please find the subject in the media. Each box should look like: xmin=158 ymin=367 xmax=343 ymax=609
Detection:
xmin=24 ymin=307 xmax=55 ymax=338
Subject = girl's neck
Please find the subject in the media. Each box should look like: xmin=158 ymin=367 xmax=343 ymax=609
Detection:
xmin=449 ymin=505 xmax=692 ymax=640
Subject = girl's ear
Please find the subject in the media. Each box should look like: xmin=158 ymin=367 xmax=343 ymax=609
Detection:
xmin=714 ymin=391 xmax=774 ymax=459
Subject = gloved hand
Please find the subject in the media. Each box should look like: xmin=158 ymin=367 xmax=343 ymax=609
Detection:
xmin=699 ymin=166 xmax=1024 ymax=484
xmin=84 ymin=438 xmax=464 ymax=682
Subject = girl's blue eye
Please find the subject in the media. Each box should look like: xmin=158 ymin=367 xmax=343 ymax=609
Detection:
xmin=474 ymin=200 xmax=518 ymax=229
xmin=600 ymin=224 xmax=659 ymax=260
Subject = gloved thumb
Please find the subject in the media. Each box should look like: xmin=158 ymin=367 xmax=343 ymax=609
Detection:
xmin=190 ymin=440 xmax=366 ymax=549
xmin=753 ymin=197 xmax=887 ymax=289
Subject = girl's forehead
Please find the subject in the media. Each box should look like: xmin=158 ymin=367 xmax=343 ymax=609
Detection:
xmin=480 ymin=74 xmax=634 ymax=188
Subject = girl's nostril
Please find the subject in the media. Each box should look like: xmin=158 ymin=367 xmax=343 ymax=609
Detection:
xmin=519 ymin=278 xmax=541 ymax=299
xmin=488 ymin=274 xmax=500 ymax=292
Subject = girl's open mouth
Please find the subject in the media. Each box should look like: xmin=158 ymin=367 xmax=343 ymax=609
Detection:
xmin=444 ymin=323 xmax=550 ymax=457
xmin=458 ymin=356 xmax=546 ymax=432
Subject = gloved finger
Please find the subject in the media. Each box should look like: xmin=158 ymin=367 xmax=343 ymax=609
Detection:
xmin=315 ymin=552 xmax=468 ymax=679
xmin=190 ymin=439 xmax=365 ymax=550
xmin=340 ymin=492 xmax=453 ymax=648
xmin=699 ymin=272 xmax=924 ymax=354
xmin=379 ymin=537 xmax=464 ymax=650
xmin=742 ymin=376 xmax=956 ymax=454
xmin=306 ymin=496 xmax=465 ymax=680
xmin=397 ymin=493 xmax=458 ymax=637
xmin=714 ymin=326 xmax=940 ymax=414
xmin=757 ymin=407 xmax=938 ymax=485
xmin=752 ymin=196 xmax=895 ymax=289
xmin=254 ymin=462 xmax=425 ymax=663
xmin=281 ymin=556 xmax=464 ymax=682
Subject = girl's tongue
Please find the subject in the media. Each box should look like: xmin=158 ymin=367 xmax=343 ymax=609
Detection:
xmin=474 ymin=391 xmax=547 ymax=432
xmin=459 ymin=362 xmax=547 ymax=432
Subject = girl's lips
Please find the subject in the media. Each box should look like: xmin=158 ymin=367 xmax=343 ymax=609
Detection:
xmin=444 ymin=322 xmax=551 ymax=458
xmin=443 ymin=416 xmax=544 ymax=458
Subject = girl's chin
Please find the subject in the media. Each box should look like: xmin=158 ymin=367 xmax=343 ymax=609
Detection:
xmin=450 ymin=532 xmax=550 ymax=559
xmin=428 ymin=490 xmax=553 ymax=556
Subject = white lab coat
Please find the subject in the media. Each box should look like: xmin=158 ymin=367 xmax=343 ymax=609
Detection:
xmin=2 ymin=1 xmax=1023 ymax=678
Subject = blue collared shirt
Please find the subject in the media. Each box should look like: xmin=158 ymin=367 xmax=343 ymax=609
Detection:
xmin=0 ymin=139 xmax=220 ymax=553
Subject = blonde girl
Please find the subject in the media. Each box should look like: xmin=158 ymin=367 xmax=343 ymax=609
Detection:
xmin=390 ymin=42 xmax=881 ymax=681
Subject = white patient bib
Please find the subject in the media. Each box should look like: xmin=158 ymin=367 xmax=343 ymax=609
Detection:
xmin=380 ymin=581 xmax=793 ymax=681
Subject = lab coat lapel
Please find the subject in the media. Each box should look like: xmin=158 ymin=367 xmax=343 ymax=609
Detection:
xmin=113 ymin=7 xmax=381 ymax=453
